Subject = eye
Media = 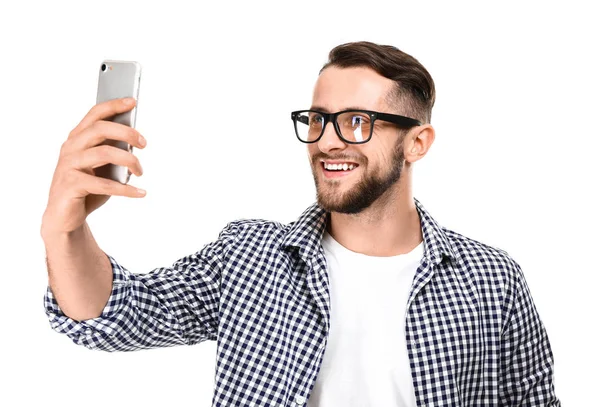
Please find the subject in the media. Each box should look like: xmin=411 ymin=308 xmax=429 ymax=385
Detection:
xmin=309 ymin=115 xmax=324 ymax=126
xmin=342 ymin=113 xmax=370 ymax=128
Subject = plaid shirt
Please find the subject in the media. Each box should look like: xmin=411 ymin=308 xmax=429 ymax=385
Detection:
xmin=45 ymin=197 xmax=561 ymax=406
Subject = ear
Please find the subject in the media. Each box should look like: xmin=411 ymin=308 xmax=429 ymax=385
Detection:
xmin=404 ymin=124 xmax=435 ymax=164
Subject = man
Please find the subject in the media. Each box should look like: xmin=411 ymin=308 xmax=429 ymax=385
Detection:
xmin=42 ymin=41 xmax=560 ymax=406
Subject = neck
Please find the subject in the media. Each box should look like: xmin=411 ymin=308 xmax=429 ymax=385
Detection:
xmin=326 ymin=175 xmax=423 ymax=257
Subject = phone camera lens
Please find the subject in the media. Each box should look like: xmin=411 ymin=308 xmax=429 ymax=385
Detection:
xmin=101 ymin=64 xmax=107 ymax=72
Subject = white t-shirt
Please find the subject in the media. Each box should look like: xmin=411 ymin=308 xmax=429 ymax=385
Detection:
xmin=307 ymin=230 xmax=424 ymax=407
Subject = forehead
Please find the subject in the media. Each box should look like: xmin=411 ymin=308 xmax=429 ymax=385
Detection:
xmin=312 ymin=66 xmax=395 ymax=112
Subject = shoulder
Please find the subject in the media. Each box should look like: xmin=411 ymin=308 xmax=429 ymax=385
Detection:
xmin=443 ymin=226 xmax=523 ymax=287
xmin=442 ymin=227 xmax=529 ymax=327
xmin=224 ymin=217 xmax=287 ymax=235
xmin=219 ymin=217 xmax=289 ymax=247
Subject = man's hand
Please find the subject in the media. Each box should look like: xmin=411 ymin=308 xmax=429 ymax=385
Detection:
xmin=41 ymin=97 xmax=147 ymax=238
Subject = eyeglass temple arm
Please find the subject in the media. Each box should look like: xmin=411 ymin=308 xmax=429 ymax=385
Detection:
xmin=376 ymin=112 xmax=422 ymax=127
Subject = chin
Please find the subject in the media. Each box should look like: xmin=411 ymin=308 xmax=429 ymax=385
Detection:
xmin=315 ymin=186 xmax=369 ymax=214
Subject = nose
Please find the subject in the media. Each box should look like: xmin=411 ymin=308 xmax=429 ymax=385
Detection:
xmin=317 ymin=121 xmax=346 ymax=154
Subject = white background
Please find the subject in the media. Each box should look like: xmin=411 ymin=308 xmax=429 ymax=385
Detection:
xmin=1 ymin=0 xmax=598 ymax=405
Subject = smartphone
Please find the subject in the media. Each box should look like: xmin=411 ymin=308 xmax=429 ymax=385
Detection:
xmin=95 ymin=60 xmax=142 ymax=184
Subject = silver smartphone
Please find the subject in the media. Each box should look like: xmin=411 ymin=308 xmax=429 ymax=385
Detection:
xmin=95 ymin=60 xmax=142 ymax=184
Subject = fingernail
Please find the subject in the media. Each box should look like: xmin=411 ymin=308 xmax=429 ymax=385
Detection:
xmin=139 ymin=135 xmax=147 ymax=146
xmin=123 ymin=98 xmax=135 ymax=105
xmin=137 ymin=188 xmax=146 ymax=195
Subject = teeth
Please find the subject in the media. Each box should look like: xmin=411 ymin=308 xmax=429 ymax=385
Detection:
xmin=324 ymin=162 xmax=357 ymax=171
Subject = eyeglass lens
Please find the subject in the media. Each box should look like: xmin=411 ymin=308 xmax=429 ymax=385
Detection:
xmin=295 ymin=111 xmax=372 ymax=143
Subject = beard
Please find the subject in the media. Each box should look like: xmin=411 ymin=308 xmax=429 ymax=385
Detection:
xmin=311 ymin=137 xmax=405 ymax=214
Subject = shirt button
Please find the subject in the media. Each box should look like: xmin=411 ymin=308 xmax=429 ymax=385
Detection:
xmin=295 ymin=395 xmax=306 ymax=404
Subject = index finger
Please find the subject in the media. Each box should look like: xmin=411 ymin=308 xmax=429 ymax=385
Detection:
xmin=71 ymin=97 xmax=137 ymax=136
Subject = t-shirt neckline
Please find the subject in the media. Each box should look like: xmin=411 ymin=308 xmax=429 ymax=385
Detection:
xmin=322 ymin=230 xmax=424 ymax=262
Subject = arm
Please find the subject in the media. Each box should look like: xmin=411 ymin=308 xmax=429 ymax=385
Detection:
xmin=44 ymin=222 xmax=238 ymax=352
xmin=499 ymin=261 xmax=561 ymax=406
xmin=43 ymin=221 xmax=114 ymax=322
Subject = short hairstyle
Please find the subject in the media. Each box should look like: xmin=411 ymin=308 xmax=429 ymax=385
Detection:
xmin=320 ymin=41 xmax=436 ymax=124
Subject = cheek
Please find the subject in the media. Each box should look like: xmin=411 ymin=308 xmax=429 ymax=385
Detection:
xmin=308 ymin=148 xmax=326 ymax=170
xmin=373 ymin=139 xmax=400 ymax=164
xmin=360 ymin=144 xmax=385 ymax=166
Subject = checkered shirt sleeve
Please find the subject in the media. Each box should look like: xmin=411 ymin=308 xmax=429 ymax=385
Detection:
xmin=499 ymin=260 xmax=560 ymax=406
xmin=44 ymin=222 xmax=238 ymax=352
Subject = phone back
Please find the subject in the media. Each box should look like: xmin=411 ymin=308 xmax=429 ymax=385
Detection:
xmin=95 ymin=60 xmax=142 ymax=184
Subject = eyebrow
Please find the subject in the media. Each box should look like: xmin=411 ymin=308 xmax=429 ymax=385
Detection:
xmin=309 ymin=105 xmax=371 ymax=113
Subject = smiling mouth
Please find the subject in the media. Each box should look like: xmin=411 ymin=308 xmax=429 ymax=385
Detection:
xmin=320 ymin=161 xmax=360 ymax=178
xmin=323 ymin=162 xmax=357 ymax=171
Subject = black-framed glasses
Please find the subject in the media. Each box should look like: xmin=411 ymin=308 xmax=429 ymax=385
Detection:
xmin=291 ymin=109 xmax=422 ymax=144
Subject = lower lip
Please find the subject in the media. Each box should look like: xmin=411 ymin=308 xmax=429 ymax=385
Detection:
xmin=321 ymin=163 xmax=359 ymax=179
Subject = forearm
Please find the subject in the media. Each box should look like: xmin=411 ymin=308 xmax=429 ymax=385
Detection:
xmin=43 ymin=221 xmax=112 ymax=322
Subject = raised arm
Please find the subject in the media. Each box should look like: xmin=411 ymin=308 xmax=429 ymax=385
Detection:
xmin=40 ymin=97 xmax=235 ymax=351
xmin=44 ymin=223 xmax=238 ymax=351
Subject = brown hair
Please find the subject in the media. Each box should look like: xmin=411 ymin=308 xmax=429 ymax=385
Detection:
xmin=320 ymin=41 xmax=436 ymax=124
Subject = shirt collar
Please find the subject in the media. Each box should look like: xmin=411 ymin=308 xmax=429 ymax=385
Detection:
xmin=279 ymin=197 xmax=458 ymax=266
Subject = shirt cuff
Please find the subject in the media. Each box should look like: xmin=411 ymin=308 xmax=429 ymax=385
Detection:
xmin=44 ymin=253 xmax=132 ymax=339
